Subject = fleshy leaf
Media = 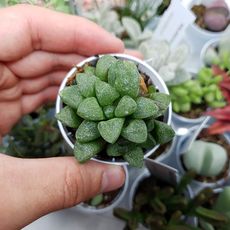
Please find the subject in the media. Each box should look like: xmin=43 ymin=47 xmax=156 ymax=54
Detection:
xmin=214 ymin=187 xmax=230 ymax=214
xmin=59 ymin=85 xmax=83 ymax=110
xmin=166 ymin=68 xmax=192 ymax=86
xmin=75 ymin=120 xmax=100 ymax=143
xmin=115 ymin=95 xmax=137 ymax=117
xmin=133 ymin=97 xmax=159 ymax=119
xmin=95 ymin=55 xmax=117 ymax=81
xmin=123 ymin=146 xmax=144 ymax=168
xmin=139 ymin=134 xmax=157 ymax=149
xmin=152 ymin=120 xmax=175 ymax=144
xmin=113 ymin=60 xmax=140 ymax=98
xmin=103 ymin=105 xmax=115 ymax=119
xmin=98 ymin=118 xmax=125 ymax=144
xmin=77 ymin=97 xmax=105 ymax=121
xmin=76 ymin=73 xmax=97 ymax=97
xmin=121 ymin=119 xmax=147 ymax=143
xmin=158 ymin=63 xmax=177 ymax=82
xmin=95 ymin=80 xmax=120 ymax=106
xmin=56 ymin=106 xmax=82 ymax=128
xmin=122 ymin=17 xmax=142 ymax=41
xmin=183 ymin=140 xmax=228 ymax=177
xmin=107 ymin=139 xmax=133 ymax=156
xmin=84 ymin=65 xmax=96 ymax=75
xmin=74 ymin=139 xmax=105 ymax=163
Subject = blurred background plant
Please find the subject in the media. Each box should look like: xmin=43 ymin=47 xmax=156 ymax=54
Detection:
xmin=0 ymin=105 xmax=68 ymax=158
xmin=1 ymin=0 xmax=72 ymax=13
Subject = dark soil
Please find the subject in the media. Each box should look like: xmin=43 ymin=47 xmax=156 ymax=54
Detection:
xmin=149 ymin=141 xmax=172 ymax=160
xmin=181 ymin=128 xmax=230 ymax=183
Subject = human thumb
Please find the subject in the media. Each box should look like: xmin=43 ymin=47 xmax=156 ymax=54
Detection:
xmin=0 ymin=154 xmax=125 ymax=229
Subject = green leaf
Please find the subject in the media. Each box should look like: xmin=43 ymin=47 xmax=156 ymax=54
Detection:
xmin=195 ymin=206 xmax=228 ymax=223
xmin=77 ymin=97 xmax=105 ymax=121
xmin=113 ymin=60 xmax=140 ymax=98
xmin=115 ymin=95 xmax=137 ymax=117
xmin=76 ymin=73 xmax=97 ymax=97
xmin=56 ymin=106 xmax=82 ymax=128
xmin=107 ymin=139 xmax=133 ymax=156
xmin=133 ymin=97 xmax=159 ymax=119
xmin=151 ymin=92 xmax=171 ymax=113
xmin=152 ymin=120 xmax=175 ymax=144
xmin=95 ymin=80 xmax=120 ymax=106
xmin=145 ymin=117 xmax=155 ymax=132
xmin=59 ymin=85 xmax=84 ymax=110
xmin=95 ymin=55 xmax=117 ymax=81
xmin=214 ymin=187 xmax=230 ymax=214
xmin=75 ymin=120 xmax=100 ymax=143
xmin=84 ymin=65 xmax=96 ymax=75
xmin=122 ymin=17 xmax=142 ymax=40
xmin=90 ymin=194 xmax=104 ymax=206
xmin=122 ymin=119 xmax=147 ymax=143
xmin=98 ymin=118 xmax=125 ymax=144
xmin=123 ymin=146 xmax=144 ymax=168
xmin=139 ymin=133 xmax=156 ymax=149
xmin=103 ymin=105 xmax=115 ymax=119
xmin=74 ymin=139 xmax=105 ymax=163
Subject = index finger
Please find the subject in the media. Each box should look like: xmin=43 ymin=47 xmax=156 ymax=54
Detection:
xmin=0 ymin=5 xmax=124 ymax=61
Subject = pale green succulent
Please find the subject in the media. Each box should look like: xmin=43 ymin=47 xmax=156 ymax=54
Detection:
xmin=183 ymin=140 xmax=228 ymax=177
xmin=203 ymin=25 xmax=230 ymax=70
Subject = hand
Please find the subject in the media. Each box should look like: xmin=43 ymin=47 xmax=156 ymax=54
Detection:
xmin=0 ymin=5 xmax=125 ymax=229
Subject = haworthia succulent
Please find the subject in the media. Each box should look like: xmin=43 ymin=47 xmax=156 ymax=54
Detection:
xmin=56 ymin=106 xmax=82 ymax=128
xmin=98 ymin=118 xmax=125 ymax=144
xmin=95 ymin=80 xmax=120 ymax=106
xmin=115 ymin=95 xmax=137 ymax=117
xmin=74 ymin=139 xmax=105 ymax=163
xmin=75 ymin=120 xmax=100 ymax=143
xmin=95 ymin=55 xmax=117 ymax=81
xmin=107 ymin=140 xmax=133 ymax=156
xmin=59 ymin=85 xmax=83 ymax=110
xmin=76 ymin=73 xmax=97 ymax=97
xmin=121 ymin=119 xmax=147 ymax=143
xmin=77 ymin=97 xmax=105 ymax=121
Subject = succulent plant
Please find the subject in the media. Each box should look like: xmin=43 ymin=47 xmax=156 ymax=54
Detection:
xmin=191 ymin=1 xmax=230 ymax=32
xmin=169 ymin=67 xmax=226 ymax=114
xmin=139 ymin=40 xmax=192 ymax=86
xmin=0 ymin=105 xmax=67 ymax=158
xmin=3 ymin=0 xmax=72 ymax=13
xmin=203 ymin=27 xmax=230 ymax=70
xmin=56 ymin=55 xmax=175 ymax=167
xmin=183 ymin=140 xmax=228 ymax=177
xmin=114 ymin=171 xmax=229 ymax=230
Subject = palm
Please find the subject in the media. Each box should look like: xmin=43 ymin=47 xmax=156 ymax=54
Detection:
xmin=0 ymin=5 xmax=123 ymax=139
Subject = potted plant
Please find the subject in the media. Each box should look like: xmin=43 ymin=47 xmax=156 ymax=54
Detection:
xmin=56 ymin=54 xmax=175 ymax=167
xmin=176 ymin=124 xmax=230 ymax=188
xmin=169 ymin=66 xmax=226 ymax=128
xmin=77 ymin=166 xmax=129 ymax=214
xmin=0 ymin=105 xmax=68 ymax=158
xmin=187 ymin=0 xmax=230 ymax=41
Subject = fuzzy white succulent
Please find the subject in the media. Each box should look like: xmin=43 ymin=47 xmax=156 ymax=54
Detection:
xmin=74 ymin=1 xmax=125 ymax=37
xmin=183 ymin=140 xmax=228 ymax=177
xmin=139 ymin=39 xmax=192 ymax=85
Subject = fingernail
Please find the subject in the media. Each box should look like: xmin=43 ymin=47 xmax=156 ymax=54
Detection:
xmin=101 ymin=166 xmax=125 ymax=192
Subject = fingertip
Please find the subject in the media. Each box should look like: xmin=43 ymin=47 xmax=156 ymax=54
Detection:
xmin=101 ymin=165 xmax=126 ymax=193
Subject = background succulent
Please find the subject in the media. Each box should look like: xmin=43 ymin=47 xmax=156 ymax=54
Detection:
xmin=169 ymin=67 xmax=226 ymax=114
xmin=56 ymin=55 xmax=175 ymax=167
xmin=2 ymin=0 xmax=72 ymax=13
xmin=0 ymin=105 xmax=67 ymax=158
xmin=114 ymin=171 xmax=229 ymax=230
